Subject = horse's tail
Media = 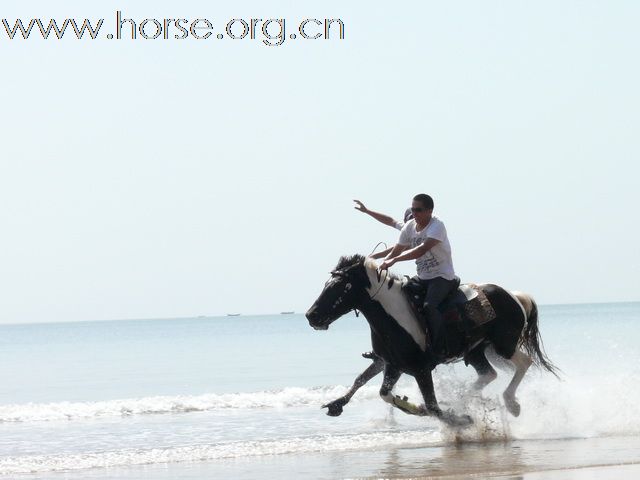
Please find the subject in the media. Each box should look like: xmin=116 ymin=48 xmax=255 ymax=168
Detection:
xmin=520 ymin=299 xmax=561 ymax=378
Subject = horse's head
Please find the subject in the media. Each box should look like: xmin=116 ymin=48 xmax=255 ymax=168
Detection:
xmin=306 ymin=254 xmax=371 ymax=330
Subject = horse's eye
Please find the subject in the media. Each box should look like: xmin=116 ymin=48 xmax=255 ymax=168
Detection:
xmin=345 ymin=283 xmax=352 ymax=291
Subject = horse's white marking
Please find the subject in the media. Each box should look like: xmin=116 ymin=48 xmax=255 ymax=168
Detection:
xmin=363 ymin=258 xmax=427 ymax=351
xmin=511 ymin=290 xmax=536 ymax=340
xmin=503 ymin=349 xmax=533 ymax=416
xmin=476 ymin=283 xmax=527 ymax=322
xmin=473 ymin=368 xmax=497 ymax=391
xmin=505 ymin=289 xmax=527 ymax=323
xmin=505 ymin=289 xmax=529 ymax=344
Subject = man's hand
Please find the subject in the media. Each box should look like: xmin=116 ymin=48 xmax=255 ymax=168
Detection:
xmin=353 ymin=200 xmax=368 ymax=213
xmin=379 ymin=257 xmax=396 ymax=271
xmin=353 ymin=201 xmax=399 ymax=229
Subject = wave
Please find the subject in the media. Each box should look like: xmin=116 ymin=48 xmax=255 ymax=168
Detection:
xmin=0 ymin=385 xmax=382 ymax=423
xmin=0 ymin=430 xmax=442 ymax=475
xmin=4 ymin=373 xmax=640 ymax=475
xmin=431 ymin=366 xmax=640 ymax=440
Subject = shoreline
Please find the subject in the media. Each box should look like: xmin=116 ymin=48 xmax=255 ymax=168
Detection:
xmin=514 ymin=462 xmax=640 ymax=480
xmin=15 ymin=435 xmax=640 ymax=480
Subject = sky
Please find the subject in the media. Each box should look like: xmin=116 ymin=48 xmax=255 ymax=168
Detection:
xmin=0 ymin=1 xmax=638 ymax=324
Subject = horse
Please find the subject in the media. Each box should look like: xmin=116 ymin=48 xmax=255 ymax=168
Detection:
xmin=305 ymin=254 xmax=559 ymax=427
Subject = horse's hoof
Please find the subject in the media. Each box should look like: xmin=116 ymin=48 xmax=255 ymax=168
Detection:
xmin=503 ymin=394 xmax=521 ymax=417
xmin=322 ymin=400 xmax=345 ymax=417
xmin=441 ymin=410 xmax=473 ymax=427
xmin=458 ymin=414 xmax=474 ymax=426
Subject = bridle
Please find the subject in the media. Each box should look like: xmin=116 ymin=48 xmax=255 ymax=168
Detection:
xmin=331 ymin=243 xmax=391 ymax=318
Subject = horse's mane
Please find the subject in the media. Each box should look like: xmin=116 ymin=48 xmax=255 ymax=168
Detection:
xmin=334 ymin=254 xmax=365 ymax=271
xmin=334 ymin=254 xmax=404 ymax=284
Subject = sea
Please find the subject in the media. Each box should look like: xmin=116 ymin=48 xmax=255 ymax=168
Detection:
xmin=1 ymin=302 xmax=639 ymax=479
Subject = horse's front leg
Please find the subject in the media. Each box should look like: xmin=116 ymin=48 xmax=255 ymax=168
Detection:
xmin=322 ymin=355 xmax=384 ymax=416
xmin=378 ymin=364 xmax=431 ymax=416
xmin=415 ymin=368 xmax=473 ymax=427
xmin=378 ymin=365 xmax=429 ymax=416
xmin=379 ymin=363 xmax=403 ymax=407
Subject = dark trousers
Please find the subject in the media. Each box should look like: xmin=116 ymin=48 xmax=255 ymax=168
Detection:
xmin=418 ymin=276 xmax=459 ymax=352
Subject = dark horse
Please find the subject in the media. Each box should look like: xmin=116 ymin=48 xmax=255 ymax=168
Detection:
xmin=305 ymin=254 xmax=558 ymax=427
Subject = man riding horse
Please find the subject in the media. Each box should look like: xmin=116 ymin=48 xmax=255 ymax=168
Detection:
xmin=305 ymin=197 xmax=559 ymax=425
xmin=358 ymin=194 xmax=459 ymax=358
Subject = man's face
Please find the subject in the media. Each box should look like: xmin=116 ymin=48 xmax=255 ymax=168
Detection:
xmin=410 ymin=200 xmax=432 ymax=223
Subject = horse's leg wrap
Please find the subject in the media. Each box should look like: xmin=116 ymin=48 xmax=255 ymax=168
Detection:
xmin=378 ymin=365 xmax=428 ymax=416
xmin=389 ymin=394 xmax=427 ymax=416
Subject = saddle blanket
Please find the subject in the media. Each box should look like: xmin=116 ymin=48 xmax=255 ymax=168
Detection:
xmin=456 ymin=283 xmax=496 ymax=327
xmin=403 ymin=281 xmax=496 ymax=329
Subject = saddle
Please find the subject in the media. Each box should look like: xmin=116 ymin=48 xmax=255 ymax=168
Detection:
xmin=402 ymin=277 xmax=496 ymax=359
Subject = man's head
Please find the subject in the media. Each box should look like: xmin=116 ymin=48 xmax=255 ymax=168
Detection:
xmin=411 ymin=194 xmax=434 ymax=224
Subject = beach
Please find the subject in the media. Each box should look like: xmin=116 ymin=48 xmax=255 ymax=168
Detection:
xmin=17 ymin=436 xmax=640 ymax=479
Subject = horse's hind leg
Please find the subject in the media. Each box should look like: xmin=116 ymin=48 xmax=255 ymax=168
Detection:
xmin=503 ymin=349 xmax=532 ymax=417
xmin=466 ymin=345 xmax=497 ymax=391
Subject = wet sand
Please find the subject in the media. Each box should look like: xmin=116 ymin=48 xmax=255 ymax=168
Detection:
xmin=518 ymin=463 xmax=640 ymax=480
xmin=29 ymin=435 xmax=640 ymax=479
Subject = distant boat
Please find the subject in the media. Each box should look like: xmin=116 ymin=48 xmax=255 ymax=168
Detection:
xmin=280 ymin=311 xmax=295 ymax=315
xmin=226 ymin=313 xmax=241 ymax=317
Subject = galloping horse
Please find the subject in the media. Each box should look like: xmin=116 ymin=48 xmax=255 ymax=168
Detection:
xmin=305 ymin=254 xmax=558 ymax=427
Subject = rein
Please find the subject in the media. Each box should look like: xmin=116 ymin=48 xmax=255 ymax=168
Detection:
xmin=369 ymin=241 xmax=388 ymax=257
xmin=370 ymin=267 xmax=388 ymax=301
xmin=354 ymin=265 xmax=390 ymax=317
xmin=368 ymin=241 xmax=389 ymax=301
xmin=346 ymin=244 xmax=391 ymax=318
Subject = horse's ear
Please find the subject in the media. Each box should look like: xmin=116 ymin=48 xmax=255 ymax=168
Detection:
xmin=340 ymin=265 xmax=357 ymax=275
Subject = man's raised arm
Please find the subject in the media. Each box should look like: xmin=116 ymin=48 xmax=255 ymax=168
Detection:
xmin=353 ymin=200 xmax=401 ymax=228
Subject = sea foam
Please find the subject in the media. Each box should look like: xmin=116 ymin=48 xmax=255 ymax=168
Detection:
xmin=0 ymin=385 xmax=381 ymax=423
xmin=0 ymin=430 xmax=441 ymax=475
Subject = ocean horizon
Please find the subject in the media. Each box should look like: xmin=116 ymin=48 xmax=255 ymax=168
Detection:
xmin=2 ymin=299 xmax=638 ymax=327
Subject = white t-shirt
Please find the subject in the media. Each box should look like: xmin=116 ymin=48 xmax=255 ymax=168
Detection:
xmin=398 ymin=216 xmax=455 ymax=280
